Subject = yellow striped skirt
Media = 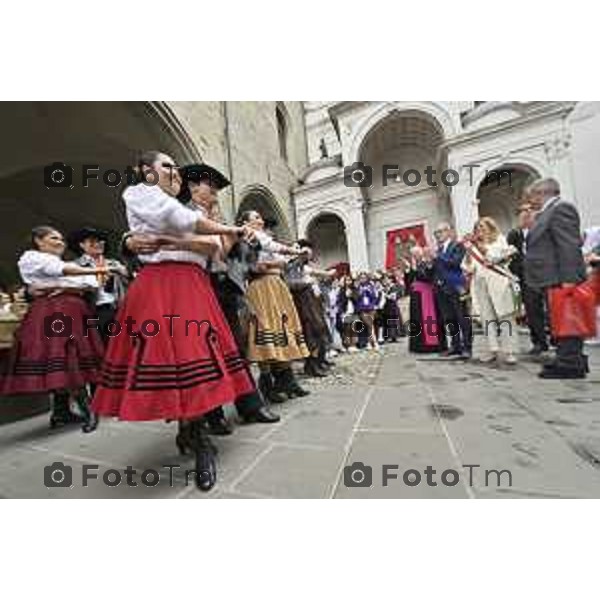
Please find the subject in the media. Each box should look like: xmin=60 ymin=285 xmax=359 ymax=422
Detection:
xmin=246 ymin=274 xmax=309 ymax=363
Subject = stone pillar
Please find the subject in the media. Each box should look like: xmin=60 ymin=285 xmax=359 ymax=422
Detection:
xmin=449 ymin=178 xmax=478 ymax=236
xmin=346 ymin=201 xmax=370 ymax=271
xmin=544 ymin=133 xmax=576 ymax=204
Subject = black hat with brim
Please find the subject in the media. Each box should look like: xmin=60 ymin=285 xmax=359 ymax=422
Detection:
xmin=177 ymin=163 xmax=231 ymax=202
xmin=67 ymin=227 xmax=108 ymax=255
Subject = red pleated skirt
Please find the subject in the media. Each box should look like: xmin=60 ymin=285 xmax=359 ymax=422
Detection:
xmin=0 ymin=293 xmax=104 ymax=395
xmin=91 ymin=262 xmax=255 ymax=421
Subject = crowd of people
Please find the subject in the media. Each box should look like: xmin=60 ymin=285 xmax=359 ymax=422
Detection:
xmin=0 ymin=151 xmax=596 ymax=492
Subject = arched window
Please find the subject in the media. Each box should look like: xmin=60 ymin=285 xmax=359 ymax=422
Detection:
xmin=276 ymin=103 xmax=288 ymax=162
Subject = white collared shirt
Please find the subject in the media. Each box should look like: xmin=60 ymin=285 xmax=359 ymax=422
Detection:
xmin=81 ymin=254 xmax=116 ymax=306
xmin=254 ymin=230 xmax=287 ymax=263
xmin=18 ymin=250 xmax=98 ymax=290
xmin=124 ymin=183 xmax=207 ymax=268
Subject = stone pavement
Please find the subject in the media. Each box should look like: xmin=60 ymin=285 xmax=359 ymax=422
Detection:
xmin=3 ymin=335 xmax=600 ymax=498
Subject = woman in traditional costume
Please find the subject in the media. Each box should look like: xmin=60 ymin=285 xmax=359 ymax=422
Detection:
xmin=240 ymin=210 xmax=311 ymax=401
xmin=0 ymin=226 xmax=108 ymax=431
xmin=285 ymin=239 xmax=335 ymax=377
xmin=91 ymin=151 xmax=255 ymax=492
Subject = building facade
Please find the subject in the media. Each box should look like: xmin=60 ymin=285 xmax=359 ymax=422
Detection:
xmin=0 ymin=101 xmax=307 ymax=285
xmin=294 ymin=101 xmax=600 ymax=271
xmin=2 ymin=100 xmax=600 ymax=284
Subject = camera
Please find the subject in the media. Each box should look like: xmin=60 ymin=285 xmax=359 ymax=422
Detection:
xmin=44 ymin=162 xmax=74 ymax=188
xmin=343 ymin=161 xmax=373 ymax=188
xmin=343 ymin=461 xmax=372 ymax=487
xmin=44 ymin=462 xmax=73 ymax=488
xmin=44 ymin=312 xmax=73 ymax=338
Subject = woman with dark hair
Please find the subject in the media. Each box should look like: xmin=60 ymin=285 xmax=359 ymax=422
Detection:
xmin=240 ymin=210 xmax=311 ymax=400
xmin=0 ymin=226 xmax=109 ymax=431
xmin=91 ymin=151 xmax=256 ymax=492
xmin=355 ymin=272 xmax=381 ymax=351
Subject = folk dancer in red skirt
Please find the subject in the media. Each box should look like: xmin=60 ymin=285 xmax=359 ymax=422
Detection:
xmin=240 ymin=210 xmax=311 ymax=402
xmin=91 ymin=151 xmax=256 ymax=491
xmin=0 ymin=226 xmax=110 ymax=432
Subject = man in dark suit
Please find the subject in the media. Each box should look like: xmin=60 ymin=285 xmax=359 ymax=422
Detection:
xmin=524 ymin=178 xmax=588 ymax=378
xmin=507 ymin=201 xmax=549 ymax=355
xmin=433 ymin=222 xmax=472 ymax=358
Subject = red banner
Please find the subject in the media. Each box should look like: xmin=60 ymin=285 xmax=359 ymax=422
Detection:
xmin=385 ymin=225 xmax=426 ymax=269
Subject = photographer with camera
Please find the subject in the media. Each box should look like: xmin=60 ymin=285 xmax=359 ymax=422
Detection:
xmin=0 ymin=225 xmax=111 ymax=432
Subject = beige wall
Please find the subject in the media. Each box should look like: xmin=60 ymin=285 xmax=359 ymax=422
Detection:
xmin=0 ymin=101 xmax=307 ymax=287
xmin=169 ymin=101 xmax=308 ymax=234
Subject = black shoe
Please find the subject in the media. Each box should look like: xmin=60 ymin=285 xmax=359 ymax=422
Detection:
xmin=242 ymin=406 xmax=281 ymax=424
xmin=528 ymin=345 xmax=548 ymax=356
xmin=206 ymin=415 xmax=234 ymax=436
xmin=194 ymin=449 xmax=217 ymax=492
xmin=72 ymin=391 xmax=98 ymax=434
xmin=258 ymin=372 xmax=287 ymax=403
xmin=176 ymin=426 xmax=218 ymax=456
xmin=317 ymin=348 xmax=335 ymax=369
xmin=49 ymin=393 xmax=82 ymax=429
xmin=538 ymin=365 xmax=587 ymax=379
xmin=275 ymin=367 xmax=311 ymax=398
xmin=304 ymin=357 xmax=327 ymax=378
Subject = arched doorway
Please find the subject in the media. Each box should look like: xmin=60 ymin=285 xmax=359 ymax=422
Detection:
xmin=0 ymin=101 xmax=199 ymax=287
xmin=306 ymin=213 xmax=349 ymax=270
xmin=236 ymin=186 xmax=291 ymax=240
xmin=357 ymin=109 xmax=452 ymax=268
xmin=476 ymin=165 xmax=540 ymax=233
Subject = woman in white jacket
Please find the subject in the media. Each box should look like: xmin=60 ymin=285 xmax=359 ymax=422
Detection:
xmin=463 ymin=217 xmax=520 ymax=365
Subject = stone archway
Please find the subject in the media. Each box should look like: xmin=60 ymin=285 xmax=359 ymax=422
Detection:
xmin=236 ymin=185 xmax=291 ymax=240
xmin=306 ymin=212 xmax=349 ymax=269
xmin=0 ymin=101 xmax=200 ymax=286
xmin=476 ymin=164 xmax=540 ymax=233
xmin=354 ymin=108 xmax=452 ymax=268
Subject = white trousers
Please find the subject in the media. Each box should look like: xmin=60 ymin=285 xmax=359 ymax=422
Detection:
xmin=476 ymin=279 xmax=519 ymax=356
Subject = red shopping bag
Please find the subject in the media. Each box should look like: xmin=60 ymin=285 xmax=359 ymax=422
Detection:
xmin=547 ymin=283 xmax=597 ymax=339
xmin=588 ymin=269 xmax=600 ymax=304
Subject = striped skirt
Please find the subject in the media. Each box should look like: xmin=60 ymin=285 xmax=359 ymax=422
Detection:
xmin=246 ymin=275 xmax=309 ymax=363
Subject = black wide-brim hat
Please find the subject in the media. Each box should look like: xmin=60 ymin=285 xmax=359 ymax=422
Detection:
xmin=67 ymin=227 xmax=109 ymax=255
xmin=177 ymin=163 xmax=231 ymax=202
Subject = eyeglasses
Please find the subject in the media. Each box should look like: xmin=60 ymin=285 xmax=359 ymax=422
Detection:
xmin=161 ymin=162 xmax=179 ymax=170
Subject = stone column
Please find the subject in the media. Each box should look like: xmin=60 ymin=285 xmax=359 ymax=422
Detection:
xmin=345 ymin=200 xmax=370 ymax=271
xmin=449 ymin=177 xmax=478 ymax=236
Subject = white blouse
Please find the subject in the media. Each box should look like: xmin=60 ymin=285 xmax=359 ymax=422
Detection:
xmin=18 ymin=250 xmax=98 ymax=290
xmin=254 ymin=230 xmax=287 ymax=263
xmin=124 ymin=183 xmax=207 ymax=267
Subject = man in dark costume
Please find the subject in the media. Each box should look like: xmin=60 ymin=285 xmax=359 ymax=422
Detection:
xmin=177 ymin=164 xmax=280 ymax=431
